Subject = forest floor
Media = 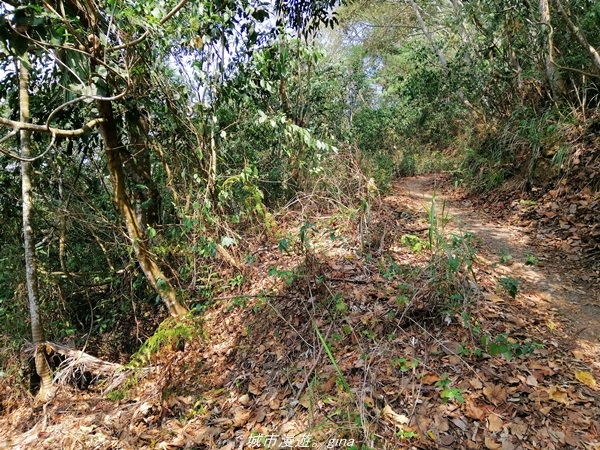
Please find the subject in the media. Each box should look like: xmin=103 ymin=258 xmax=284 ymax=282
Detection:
xmin=1 ymin=174 xmax=599 ymax=449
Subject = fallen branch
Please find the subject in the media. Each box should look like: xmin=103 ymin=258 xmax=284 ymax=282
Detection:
xmin=23 ymin=342 xmax=139 ymax=393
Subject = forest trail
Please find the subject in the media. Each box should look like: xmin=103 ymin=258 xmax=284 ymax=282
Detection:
xmin=2 ymin=174 xmax=599 ymax=450
xmin=392 ymin=175 xmax=600 ymax=368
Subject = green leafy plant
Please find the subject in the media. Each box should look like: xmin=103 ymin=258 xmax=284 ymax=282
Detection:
xmin=458 ymin=342 xmax=483 ymax=359
xmin=395 ymin=294 xmax=409 ymax=309
xmin=396 ymin=429 xmax=417 ymax=440
xmin=435 ymin=374 xmax=464 ymax=404
xmin=227 ymin=274 xmax=245 ymax=288
xmin=314 ymin=322 xmax=352 ymax=394
xmin=498 ymin=251 xmax=513 ymax=265
xmin=424 ymin=197 xmax=478 ymax=315
xmin=106 ymin=389 xmax=127 ymax=402
xmin=380 ymin=259 xmax=401 ymax=280
xmin=332 ymin=292 xmax=348 ymax=314
xmin=229 ymin=296 xmax=249 ymax=310
xmin=400 ymin=234 xmax=427 ymax=253
xmin=481 ymin=333 xmax=542 ymax=360
xmin=267 ymin=266 xmax=296 ymax=286
xmin=499 ymin=277 xmax=520 ymax=299
xmin=219 ymin=165 xmax=275 ymax=230
xmin=524 ymin=253 xmax=539 ymax=266
xmin=391 ymin=357 xmax=420 ymax=372
xmin=278 ymin=236 xmax=291 ymax=254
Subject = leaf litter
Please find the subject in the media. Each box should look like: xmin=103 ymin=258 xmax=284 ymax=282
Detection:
xmin=1 ymin=175 xmax=599 ymax=449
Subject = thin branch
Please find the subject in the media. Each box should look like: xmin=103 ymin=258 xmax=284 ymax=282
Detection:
xmin=45 ymin=87 xmax=128 ymax=129
xmin=0 ymin=131 xmax=57 ymax=162
xmin=107 ymin=0 xmax=190 ymax=52
xmin=0 ymin=128 xmax=18 ymax=145
xmin=0 ymin=116 xmax=105 ymax=136
xmin=359 ymin=22 xmax=420 ymax=29
xmin=553 ymin=0 xmax=600 ymax=73
xmin=12 ymin=29 xmax=131 ymax=86
xmin=41 ymin=0 xmax=88 ymax=49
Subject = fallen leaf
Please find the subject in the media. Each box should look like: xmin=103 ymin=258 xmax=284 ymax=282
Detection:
xmin=248 ymin=378 xmax=265 ymax=395
xmin=232 ymin=407 xmax=251 ymax=427
xmin=483 ymin=384 xmax=507 ymax=406
xmin=421 ymin=372 xmax=440 ymax=385
xmin=269 ymin=398 xmax=281 ymax=410
xmin=253 ymin=408 xmax=267 ymax=423
xmin=488 ymin=414 xmax=503 ymax=432
xmin=484 ymin=436 xmax=502 ymax=449
xmin=571 ymin=350 xmax=585 ymax=360
xmin=574 ymin=370 xmax=596 ymax=387
xmin=452 ymin=417 xmax=468 ymax=431
xmin=382 ymin=404 xmax=410 ymax=427
xmin=548 ymin=386 xmax=569 ymax=404
xmin=501 ymin=439 xmax=516 ymax=450
xmin=465 ymin=400 xmax=485 ymax=420
xmin=509 ymin=422 xmax=528 ymax=439
xmin=433 ymin=413 xmax=449 ymax=432
xmin=439 ymin=434 xmax=454 ymax=446
xmin=299 ymin=393 xmax=310 ymax=409
xmin=322 ymin=376 xmax=337 ymax=393
xmin=165 ymin=436 xmax=186 ymax=448
xmin=485 ymin=293 xmax=504 ymax=303
xmin=525 ymin=375 xmax=538 ymax=387
xmin=469 ymin=377 xmax=483 ymax=389
xmin=564 ymin=431 xmax=581 ymax=447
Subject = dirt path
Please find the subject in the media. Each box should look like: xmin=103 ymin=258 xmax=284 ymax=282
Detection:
xmin=393 ymin=175 xmax=600 ymax=367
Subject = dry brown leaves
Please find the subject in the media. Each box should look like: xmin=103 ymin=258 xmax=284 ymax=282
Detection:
xmin=1 ymin=175 xmax=599 ymax=449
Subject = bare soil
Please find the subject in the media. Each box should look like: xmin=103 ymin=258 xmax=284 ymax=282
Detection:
xmin=398 ymin=175 xmax=600 ymax=359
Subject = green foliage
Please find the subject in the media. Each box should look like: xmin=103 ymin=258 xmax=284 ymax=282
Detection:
xmin=332 ymin=292 xmax=348 ymax=314
xmin=379 ymin=259 xmax=402 ymax=280
xmin=219 ymin=165 xmax=274 ymax=230
xmin=424 ymin=198 xmax=478 ymax=315
xmin=498 ymin=251 xmax=513 ymax=265
xmin=435 ymin=374 xmax=464 ymax=404
xmin=524 ymin=253 xmax=539 ymax=266
xmin=396 ymin=429 xmax=417 ymax=440
xmin=498 ymin=277 xmax=520 ymax=299
xmin=267 ymin=266 xmax=296 ymax=286
xmin=314 ymin=322 xmax=352 ymax=394
xmin=400 ymin=234 xmax=427 ymax=253
xmin=391 ymin=357 xmax=419 ymax=372
xmin=461 ymin=314 xmax=542 ymax=360
xmin=481 ymin=333 xmax=542 ymax=361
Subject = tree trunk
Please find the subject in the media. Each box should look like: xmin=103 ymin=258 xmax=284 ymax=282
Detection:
xmin=125 ymin=108 xmax=161 ymax=231
xmin=539 ymin=0 xmax=566 ymax=98
xmin=19 ymin=56 xmax=54 ymax=400
xmin=96 ymin=99 xmax=188 ymax=317
xmin=553 ymin=0 xmax=600 ymax=74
